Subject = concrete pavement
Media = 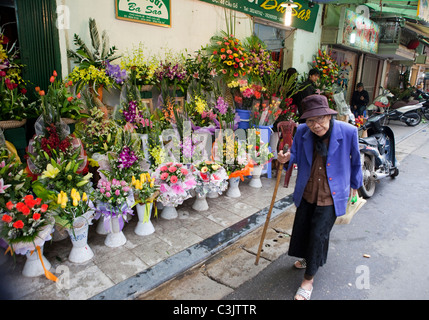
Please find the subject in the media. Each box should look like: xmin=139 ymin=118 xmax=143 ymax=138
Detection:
xmin=137 ymin=121 xmax=429 ymax=300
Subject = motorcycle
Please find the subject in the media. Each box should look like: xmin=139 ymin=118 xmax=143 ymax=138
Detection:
xmin=366 ymin=87 xmax=393 ymax=117
xmin=358 ymin=112 xmax=399 ymax=198
xmin=387 ymin=99 xmax=423 ymax=127
xmin=412 ymin=89 xmax=429 ymax=120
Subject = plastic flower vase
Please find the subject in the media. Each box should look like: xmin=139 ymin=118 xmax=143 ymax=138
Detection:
xmin=249 ymin=165 xmax=263 ymax=188
xmin=104 ymin=216 xmax=127 ymax=248
xmin=135 ymin=203 xmax=155 ymax=236
xmin=67 ymin=217 xmax=94 ymax=264
xmin=192 ymin=193 xmax=209 ymax=212
xmin=22 ymin=246 xmax=51 ymax=278
xmin=160 ymin=205 xmax=178 ymax=220
xmin=226 ymin=177 xmax=241 ymax=198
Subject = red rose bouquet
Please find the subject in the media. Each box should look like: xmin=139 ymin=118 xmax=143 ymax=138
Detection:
xmin=0 ymin=195 xmax=54 ymax=255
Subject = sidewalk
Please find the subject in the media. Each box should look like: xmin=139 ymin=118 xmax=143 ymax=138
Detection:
xmin=0 ymin=165 xmax=296 ymax=300
xmin=134 ymin=122 xmax=429 ymax=300
xmin=2 ymin=122 xmax=425 ymax=300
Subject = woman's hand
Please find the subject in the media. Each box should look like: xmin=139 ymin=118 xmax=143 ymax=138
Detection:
xmin=277 ymin=149 xmax=291 ymax=164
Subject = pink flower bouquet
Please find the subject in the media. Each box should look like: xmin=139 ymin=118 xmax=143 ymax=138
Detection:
xmin=152 ymin=162 xmax=196 ymax=207
xmin=93 ymin=178 xmax=134 ymax=232
xmin=192 ymin=161 xmax=229 ymax=197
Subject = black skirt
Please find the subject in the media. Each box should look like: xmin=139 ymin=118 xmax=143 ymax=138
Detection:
xmin=288 ymin=198 xmax=337 ymax=276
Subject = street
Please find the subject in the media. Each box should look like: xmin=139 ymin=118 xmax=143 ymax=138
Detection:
xmin=225 ymin=122 xmax=429 ymax=300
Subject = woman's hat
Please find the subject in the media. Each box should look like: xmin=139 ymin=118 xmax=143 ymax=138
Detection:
xmin=300 ymin=94 xmax=338 ymax=120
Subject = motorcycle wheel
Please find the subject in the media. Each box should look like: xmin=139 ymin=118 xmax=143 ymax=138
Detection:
xmin=405 ymin=112 xmax=422 ymax=126
xmin=359 ymin=156 xmax=376 ymax=199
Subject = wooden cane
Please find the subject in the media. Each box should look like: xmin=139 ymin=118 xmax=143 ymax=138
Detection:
xmin=255 ymin=144 xmax=289 ymax=265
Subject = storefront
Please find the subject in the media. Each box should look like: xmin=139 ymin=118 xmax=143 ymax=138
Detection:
xmin=322 ymin=5 xmax=383 ymax=104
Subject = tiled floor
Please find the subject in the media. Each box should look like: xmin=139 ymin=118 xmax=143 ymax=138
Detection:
xmin=0 ymin=170 xmax=296 ymax=300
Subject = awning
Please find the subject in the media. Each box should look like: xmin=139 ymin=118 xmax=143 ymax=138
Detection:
xmin=315 ymin=0 xmax=422 ymax=21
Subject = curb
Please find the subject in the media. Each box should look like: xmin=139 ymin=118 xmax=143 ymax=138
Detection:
xmin=90 ymin=194 xmax=294 ymax=300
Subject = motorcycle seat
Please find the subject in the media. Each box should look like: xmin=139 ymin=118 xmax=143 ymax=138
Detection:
xmin=359 ymin=136 xmax=378 ymax=147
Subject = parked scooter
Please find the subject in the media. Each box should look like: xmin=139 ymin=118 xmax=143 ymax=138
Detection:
xmin=358 ymin=112 xmax=399 ymax=198
xmin=387 ymin=99 xmax=423 ymax=127
xmin=412 ymin=89 xmax=429 ymax=120
xmin=366 ymin=87 xmax=393 ymax=117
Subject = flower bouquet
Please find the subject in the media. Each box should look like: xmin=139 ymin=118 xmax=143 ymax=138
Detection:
xmin=310 ymin=49 xmax=339 ymax=109
xmin=247 ymin=129 xmax=274 ymax=188
xmin=0 ymin=141 xmax=32 ymax=211
xmin=250 ymin=96 xmax=282 ymax=127
xmin=29 ymin=71 xmax=88 ymax=122
xmin=32 ymin=156 xmax=93 ymax=202
xmin=209 ymin=32 xmax=250 ymax=83
xmin=152 ymin=162 xmax=196 ymax=219
xmin=191 ymin=161 xmax=228 ymax=211
xmin=184 ymin=95 xmax=217 ymax=132
xmin=154 ymin=50 xmax=188 ymax=96
xmin=244 ymin=35 xmax=278 ymax=84
xmin=131 ymin=172 xmax=159 ymax=236
xmin=67 ymin=18 xmax=120 ymax=95
xmin=121 ymin=43 xmax=157 ymax=90
xmin=212 ymin=133 xmax=252 ymax=198
xmin=94 ymin=178 xmax=134 ymax=247
xmin=184 ymin=46 xmax=216 ymax=93
xmin=99 ymin=127 xmax=146 ymax=182
xmin=0 ymin=195 xmax=56 ymax=280
xmin=0 ymin=26 xmax=34 ymax=124
xmin=212 ymin=96 xmax=238 ymax=130
xmin=54 ymin=188 xmax=95 ymax=263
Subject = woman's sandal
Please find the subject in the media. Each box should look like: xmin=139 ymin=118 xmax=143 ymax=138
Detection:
xmin=294 ymin=286 xmax=313 ymax=300
xmin=294 ymin=259 xmax=307 ymax=269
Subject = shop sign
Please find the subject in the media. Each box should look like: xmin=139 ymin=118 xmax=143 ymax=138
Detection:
xmin=199 ymin=0 xmax=319 ymax=33
xmin=115 ymin=0 xmax=171 ymax=28
xmin=339 ymin=8 xmax=379 ymax=54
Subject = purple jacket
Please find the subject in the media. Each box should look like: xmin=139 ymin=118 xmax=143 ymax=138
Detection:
xmin=288 ymin=120 xmax=363 ymax=216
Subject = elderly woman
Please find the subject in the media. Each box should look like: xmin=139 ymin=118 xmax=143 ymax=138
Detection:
xmin=278 ymin=94 xmax=363 ymax=300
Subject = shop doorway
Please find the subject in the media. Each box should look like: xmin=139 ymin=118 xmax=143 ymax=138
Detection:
xmin=361 ymin=56 xmax=381 ymax=103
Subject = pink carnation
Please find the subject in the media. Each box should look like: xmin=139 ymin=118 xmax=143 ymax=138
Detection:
xmin=168 ymin=166 xmax=177 ymax=173
xmin=180 ymin=168 xmax=188 ymax=175
xmin=170 ymin=175 xmax=178 ymax=184
xmin=161 ymin=172 xmax=169 ymax=180
xmin=160 ymin=166 xmax=168 ymax=172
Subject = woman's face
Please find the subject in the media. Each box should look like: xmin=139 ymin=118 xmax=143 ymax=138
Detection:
xmin=306 ymin=115 xmax=332 ymax=137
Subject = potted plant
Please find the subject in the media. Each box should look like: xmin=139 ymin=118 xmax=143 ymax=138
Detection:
xmin=66 ymin=18 xmax=121 ymax=99
xmin=0 ymin=195 xmax=56 ymax=281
